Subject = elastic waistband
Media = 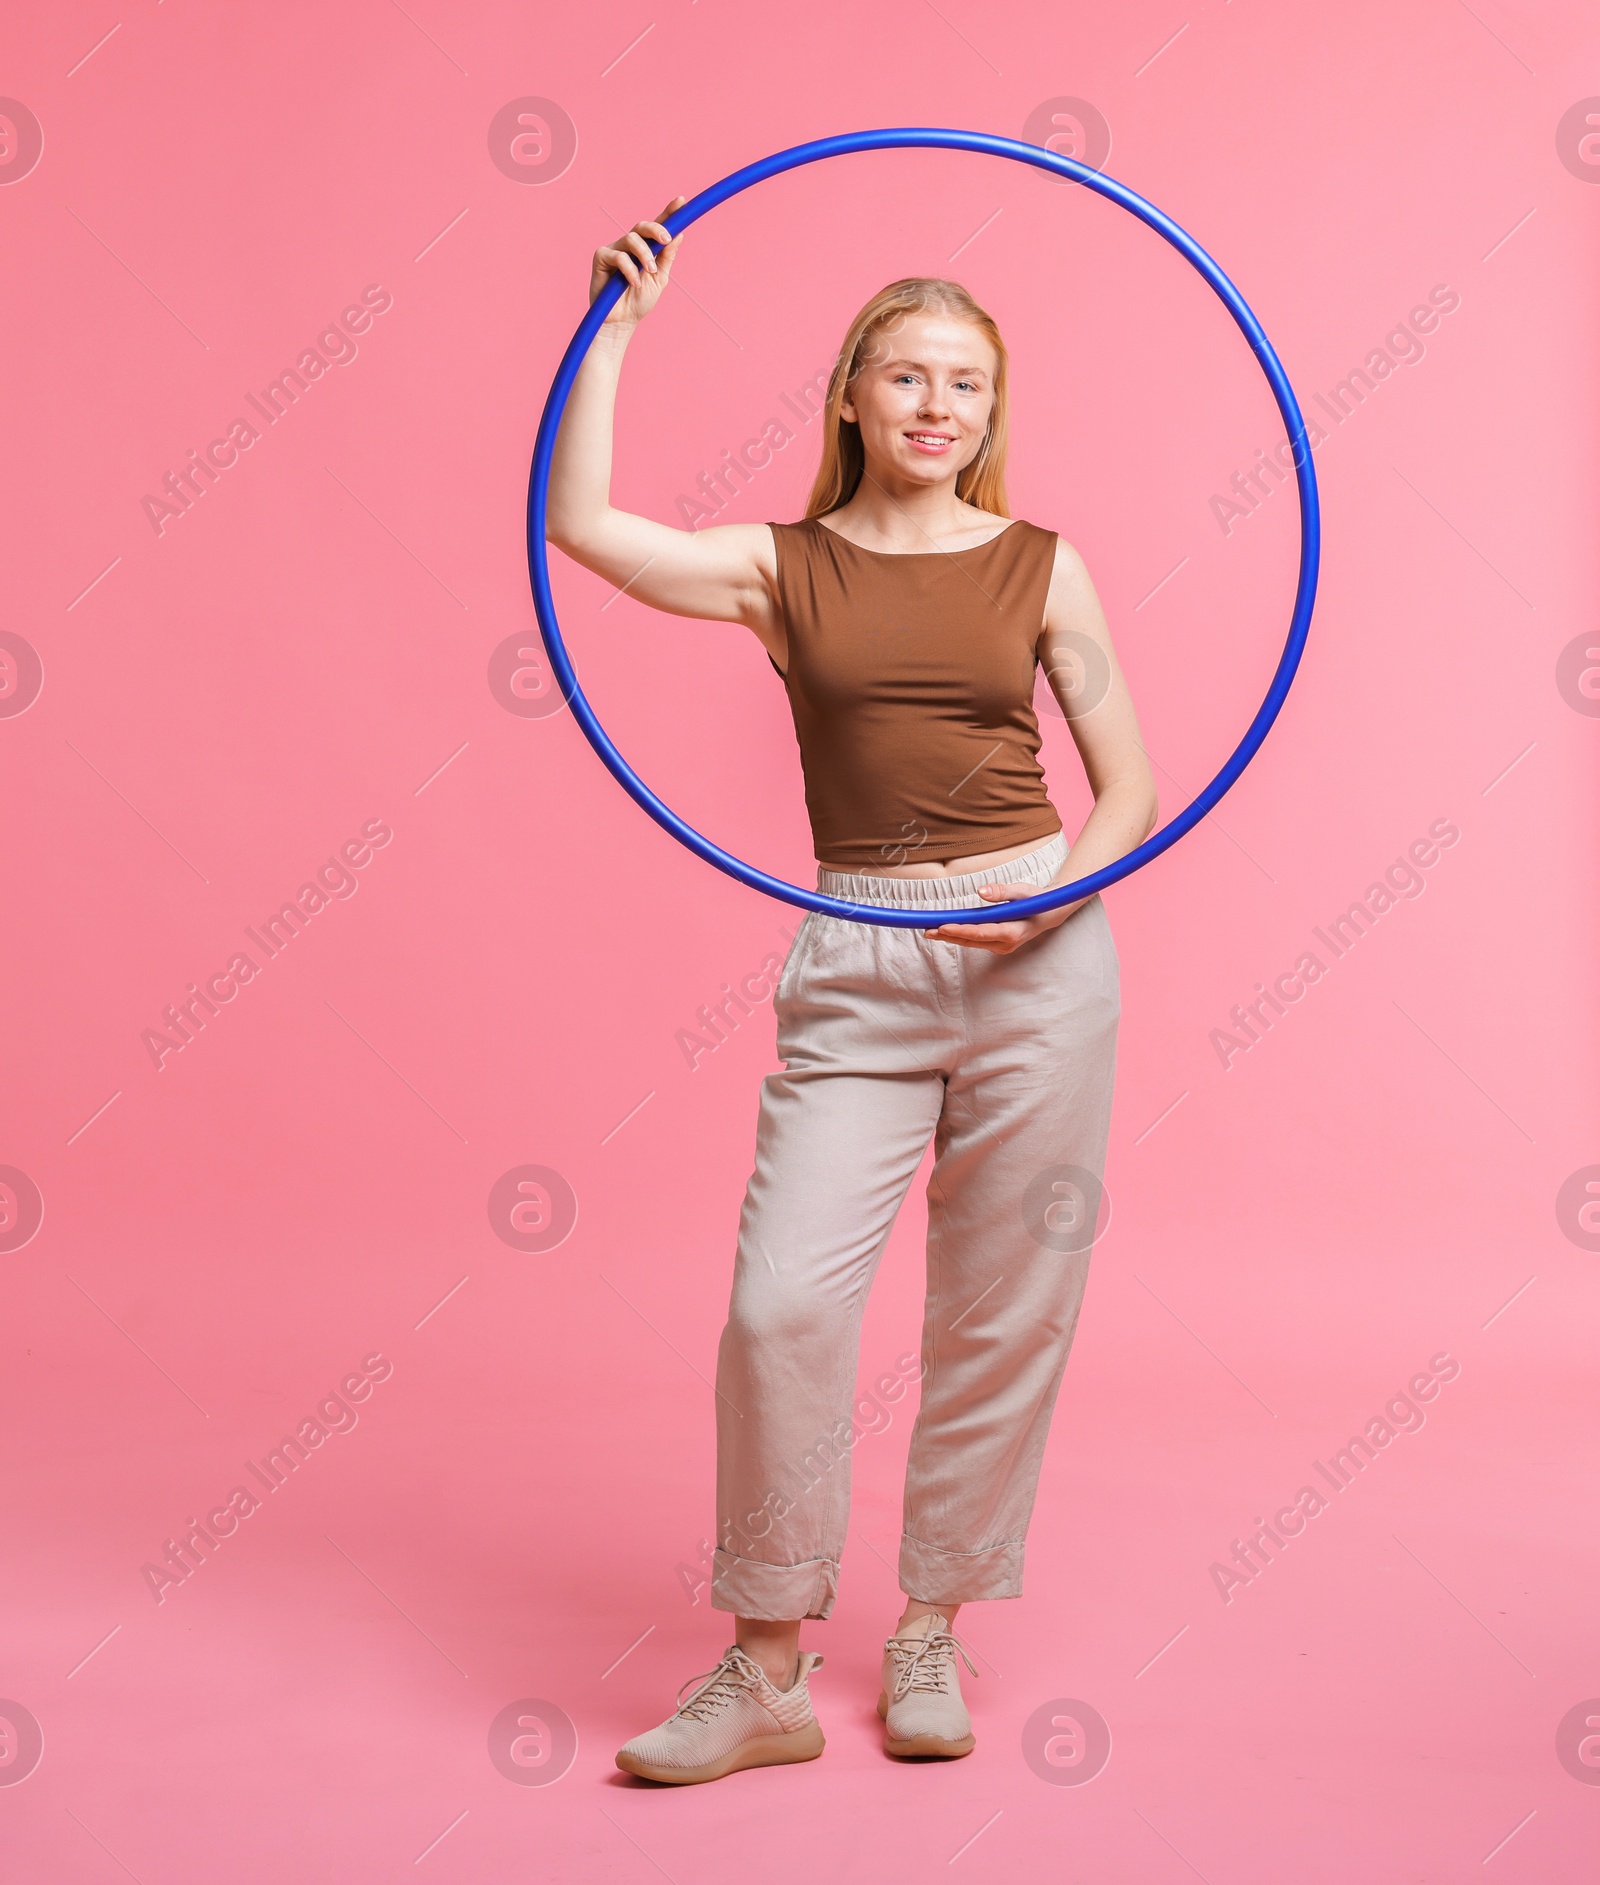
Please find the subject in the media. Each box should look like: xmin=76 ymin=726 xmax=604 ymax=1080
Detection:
xmin=816 ymin=830 xmax=1069 ymax=909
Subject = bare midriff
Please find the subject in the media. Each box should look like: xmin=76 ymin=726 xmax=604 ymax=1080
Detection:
xmin=826 ymin=832 xmax=1056 ymax=879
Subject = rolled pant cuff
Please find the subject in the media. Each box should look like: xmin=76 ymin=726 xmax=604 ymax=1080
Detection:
xmin=900 ymin=1534 xmax=1024 ymax=1605
xmin=712 ymin=1547 xmax=839 ymax=1621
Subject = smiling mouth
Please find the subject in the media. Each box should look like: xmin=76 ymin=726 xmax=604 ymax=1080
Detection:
xmin=905 ymin=432 xmax=956 ymax=451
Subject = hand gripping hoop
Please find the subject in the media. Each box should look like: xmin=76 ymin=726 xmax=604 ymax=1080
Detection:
xmin=525 ymin=127 xmax=1320 ymax=928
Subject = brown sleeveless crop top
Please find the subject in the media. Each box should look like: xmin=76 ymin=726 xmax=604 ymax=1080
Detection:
xmin=766 ymin=515 xmax=1064 ymax=869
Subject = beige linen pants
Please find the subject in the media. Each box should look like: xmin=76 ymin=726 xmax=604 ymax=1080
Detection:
xmin=711 ymin=831 xmax=1120 ymax=1621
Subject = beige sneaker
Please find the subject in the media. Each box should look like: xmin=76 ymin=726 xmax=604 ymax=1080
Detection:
xmin=615 ymin=1644 xmax=826 ymax=1785
xmin=878 ymin=1612 xmax=978 ymax=1758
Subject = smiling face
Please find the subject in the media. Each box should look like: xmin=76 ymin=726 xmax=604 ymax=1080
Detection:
xmin=839 ymin=310 xmax=999 ymax=492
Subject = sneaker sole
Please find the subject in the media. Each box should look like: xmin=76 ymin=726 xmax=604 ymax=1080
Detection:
xmin=615 ymin=1721 xmax=825 ymax=1786
xmin=876 ymin=1691 xmax=975 ymax=1760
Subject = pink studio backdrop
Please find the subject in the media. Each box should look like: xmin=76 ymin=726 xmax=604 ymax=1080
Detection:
xmin=2 ymin=2 xmax=1597 ymax=1879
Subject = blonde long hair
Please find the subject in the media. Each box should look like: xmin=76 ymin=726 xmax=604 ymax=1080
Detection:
xmin=803 ymin=278 xmax=1011 ymax=520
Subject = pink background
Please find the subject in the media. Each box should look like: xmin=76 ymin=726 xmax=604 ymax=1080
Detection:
xmin=2 ymin=1 xmax=1597 ymax=1877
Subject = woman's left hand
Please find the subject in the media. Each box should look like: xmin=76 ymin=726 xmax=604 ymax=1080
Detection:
xmin=926 ymin=882 xmax=1084 ymax=954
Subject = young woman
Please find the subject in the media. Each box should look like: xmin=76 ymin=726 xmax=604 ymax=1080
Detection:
xmin=547 ymin=199 xmax=1157 ymax=1785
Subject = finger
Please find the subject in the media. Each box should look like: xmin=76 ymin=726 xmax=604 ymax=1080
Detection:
xmin=655 ymin=200 xmax=687 ymax=247
xmin=608 ymin=251 xmax=642 ymax=288
xmin=618 ymin=230 xmax=659 ymax=273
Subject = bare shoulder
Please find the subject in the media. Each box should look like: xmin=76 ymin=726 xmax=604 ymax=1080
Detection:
xmin=1037 ymin=532 xmax=1110 ymax=645
xmin=1042 ymin=531 xmax=1094 ymax=589
xmin=684 ymin=517 xmax=783 ymax=648
xmin=635 ymin=516 xmax=780 ymax=629
xmin=681 ymin=517 xmax=779 ymax=583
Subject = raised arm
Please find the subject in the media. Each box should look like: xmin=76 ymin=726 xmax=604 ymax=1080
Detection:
xmin=545 ymin=199 xmax=782 ymax=657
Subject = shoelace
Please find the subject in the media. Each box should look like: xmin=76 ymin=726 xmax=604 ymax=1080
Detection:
xmin=884 ymin=1627 xmax=979 ymax=1702
xmin=670 ymin=1645 xmax=770 ymax=1723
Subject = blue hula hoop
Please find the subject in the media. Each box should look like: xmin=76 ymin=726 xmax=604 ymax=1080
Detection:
xmin=525 ymin=126 xmax=1319 ymax=928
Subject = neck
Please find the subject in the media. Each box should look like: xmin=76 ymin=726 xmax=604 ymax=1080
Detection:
xmin=829 ymin=470 xmax=974 ymax=552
